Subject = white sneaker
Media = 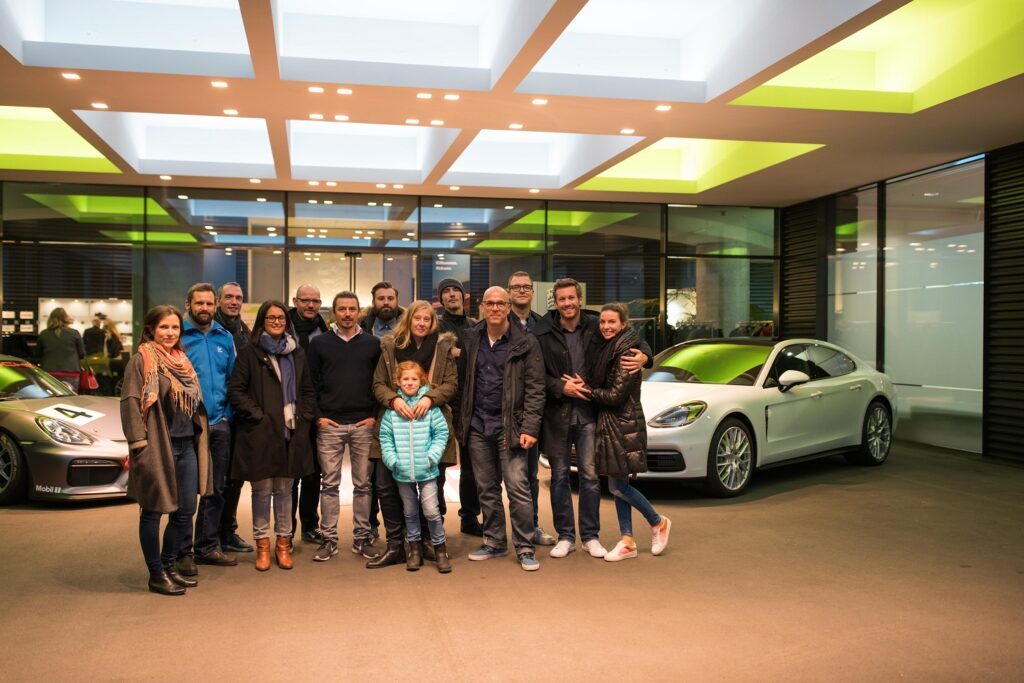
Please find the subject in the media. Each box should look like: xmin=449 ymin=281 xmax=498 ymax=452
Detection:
xmin=549 ymin=539 xmax=575 ymax=558
xmin=651 ymin=516 xmax=672 ymax=556
xmin=604 ymin=540 xmax=638 ymax=562
xmin=582 ymin=539 xmax=607 ymax=558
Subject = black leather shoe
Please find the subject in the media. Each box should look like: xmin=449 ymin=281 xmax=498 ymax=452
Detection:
xmin=220 ymin=534 xmax=254 ymax=553
xmin=174 ymin=555 xmax=199 ymax=577
xmin=195 ymin=550 xmax=238 ymax=566
xmin=148 ymin=570 xmax=185 ymax=596
xmin=301 ymin=529 xmax=324 ymax=544
xmin=366 ymin=545 xmax=405 ymax=569
xmin=166 ymin=568 xmax=198 ymax=588
xmin=460 ymin=518 xmax=484 ymax=537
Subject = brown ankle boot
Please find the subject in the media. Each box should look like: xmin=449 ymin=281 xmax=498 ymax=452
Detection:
xmin=255 ymin=538 xmax=271 ymax=571
xmin=275 ymin=535 xmax=293 ymax=570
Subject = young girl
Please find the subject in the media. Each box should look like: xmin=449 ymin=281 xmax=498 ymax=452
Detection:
xmin=379 ymin=361 xmax=451 ymax=573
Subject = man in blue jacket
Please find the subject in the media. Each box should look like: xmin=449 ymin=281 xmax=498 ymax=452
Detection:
xmin=176 ymin=282 xmax=238 ymax=574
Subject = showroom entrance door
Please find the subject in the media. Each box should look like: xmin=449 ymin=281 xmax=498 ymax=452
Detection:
xmin=287 ymin=251 xmax=416 ymax=313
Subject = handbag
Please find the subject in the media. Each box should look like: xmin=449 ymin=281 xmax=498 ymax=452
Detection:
xmin=79 ymin=368 xmax=99 ymax=391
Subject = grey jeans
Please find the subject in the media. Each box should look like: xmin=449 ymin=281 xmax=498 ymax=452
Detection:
xmin=467 ymin=429 xmax=535 ymax=554
xmin=317 ymin=421 xmax=374 ymax=543
xmin=252 ymin=477 xmax=293 ymax=539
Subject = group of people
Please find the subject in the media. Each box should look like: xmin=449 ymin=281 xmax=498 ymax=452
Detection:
xmin=35 ymin=308 xmax=124 ymax=395
xmin=119 ymin=274 xmax=671 ymax=596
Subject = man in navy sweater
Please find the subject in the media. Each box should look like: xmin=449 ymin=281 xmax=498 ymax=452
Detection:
xmin=307 ymin=292 xmax=382 ymax=562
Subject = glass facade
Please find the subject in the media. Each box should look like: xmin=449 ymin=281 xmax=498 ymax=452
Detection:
xmin=828 ymin=187 xmax=878 ymax=366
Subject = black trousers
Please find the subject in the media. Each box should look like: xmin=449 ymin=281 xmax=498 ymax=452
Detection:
xmin=458 ymin=443 xmax=481 ymax=520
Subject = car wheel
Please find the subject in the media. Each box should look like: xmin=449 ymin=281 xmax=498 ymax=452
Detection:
xmin=0 ymin=432 xmax=29 ymax=505
xmin=855 ymin=400 xmax=892 ymax=466
xmin=705 ymin=417 xmax=754 ymax=497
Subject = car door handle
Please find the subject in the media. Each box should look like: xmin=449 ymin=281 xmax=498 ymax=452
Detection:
xmin=810 ymin=391 xmax=823 ymax=399
xmin=849 ymin=385 xmax=862 ymax=391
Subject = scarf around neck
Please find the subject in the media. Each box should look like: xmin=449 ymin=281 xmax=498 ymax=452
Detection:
xmin=259 ymin=332 xmax=298 ymax=435
xmin=138 ymin=341 xmax=201 ymax=420
xmin=395 ymin=331 xmax=437 ymax=373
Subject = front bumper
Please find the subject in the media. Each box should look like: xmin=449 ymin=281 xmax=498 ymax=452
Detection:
xmin=23 ymin=439 xmax=130 ymax=502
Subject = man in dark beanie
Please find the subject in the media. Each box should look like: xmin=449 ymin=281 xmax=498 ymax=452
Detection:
xmin=437 ymin=277 xmax=475 ymax=337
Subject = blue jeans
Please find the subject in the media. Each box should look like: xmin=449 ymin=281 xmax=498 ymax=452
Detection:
xmin=188 ymin=420 xmax=231 ymax=557
xmin=608 ymin=477 xmax=660 ymax=538
xmin=396 ymin=479 xmax=446 ymax=546
xmin=468 ymin=430 xmax=535 ymax=553
xmin=139 ymin=437 xmax=199 ymax=574
xmin=548 ymin=421 xmax=600 ymax=543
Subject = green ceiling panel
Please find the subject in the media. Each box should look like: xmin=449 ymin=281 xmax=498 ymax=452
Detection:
xmin=0 ymin=106 xmax=120 ymax=173
xmin=507 ymin=209 xmax=638 ymax=235
xmin=99 ymin=230 xmax=197 ymax=244
xmin=26 ymin=194 xmax=176 ymax=226
xmin=472 ymin=239 xmax=545 ymax=251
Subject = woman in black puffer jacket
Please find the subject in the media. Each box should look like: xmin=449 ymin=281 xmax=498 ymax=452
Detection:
xmin=587 ymin=303 xmax=671 ymax=562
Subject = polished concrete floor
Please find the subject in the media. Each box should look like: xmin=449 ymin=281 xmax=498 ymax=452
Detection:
xmin=2 ymin=441 xmax=1023 ymax=682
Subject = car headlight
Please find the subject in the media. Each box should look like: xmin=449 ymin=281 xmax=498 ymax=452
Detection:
xmin=36 ymin=417 xmax=95 ymax=445
xmin=648 ymin=401 xmax=707 ymax=428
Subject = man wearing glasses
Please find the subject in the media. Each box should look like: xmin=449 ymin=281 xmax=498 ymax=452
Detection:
xmin=457 ymin=287 xmax=545 ymax=571
xmin=287 ymin=284 xmax=329 ymax=546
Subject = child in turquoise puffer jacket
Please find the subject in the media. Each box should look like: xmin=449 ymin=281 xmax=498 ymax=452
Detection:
xmin=379 ymin=361 xmax=451 ymax=573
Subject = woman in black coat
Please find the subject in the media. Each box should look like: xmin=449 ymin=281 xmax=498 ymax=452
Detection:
xmin=227 ymin=300 xmax=315 ymax=572
xmin=587 ymin=303 xmax=671 ymax=563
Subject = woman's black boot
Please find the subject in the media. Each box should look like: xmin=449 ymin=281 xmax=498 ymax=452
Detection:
xmin=148 ymin=570 xmax=185 ymax=596
xmin=166 ymin=567 xmax=198 ymax=588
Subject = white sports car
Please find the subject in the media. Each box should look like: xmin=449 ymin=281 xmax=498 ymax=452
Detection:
xmin=638 ymin=338 xmax=896 ymax=496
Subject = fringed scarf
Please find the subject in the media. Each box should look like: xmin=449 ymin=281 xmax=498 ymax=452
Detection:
xmin=138 ymin=342 xmax=202 ymax=420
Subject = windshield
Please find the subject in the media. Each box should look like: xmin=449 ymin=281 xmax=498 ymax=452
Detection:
xmin=644 ymin=343 xmax=772 ymax=386
xmin=0 ymin=361 xmax=75 ymax=399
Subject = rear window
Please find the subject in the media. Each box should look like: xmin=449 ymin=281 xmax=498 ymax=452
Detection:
xmin=645 ymin=344 xmax=772 ymax=386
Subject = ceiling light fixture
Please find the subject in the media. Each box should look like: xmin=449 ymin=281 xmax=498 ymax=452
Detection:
xmin=417 ymin=93 xmax=433 ymax=99
xmin=256 ymin=197 xmax=266 ymax=202
xmin=223 ymin=108 xmax=239 ymax=116
xmin=355 ymin=230 xmax=363 ymax=234
xmin=468 ymin=232 xmax=476 ymax=236
xmin=509 ymin=123 xmax=523 ymax=130
xmin=449 ymin=186 xmax=460 ymax=191
xmin=407 ymin=232 xmax=416 ymax=237
xmin=273 ymin=250 xmax=281 ymax=255
xmin=620 ymin=128 xmax=636 ymax=135
xmin=376 ymin=183 xmax=387 ymax=188
xmin=923 ymin=192 xmax=940 ymax=197
xmin=91 ymin=102 xmax=108 ymax=109
xmin=249 ymin=178 xmax=261 ymax=183
xmin=324 ymin=200 xmax=333 ymax=205
xmin=204 ymin=225 xmax=214 ymax=230
xmin=309 ymin=113 xmax=323 ymax=120
xmin=655 ymin=104 xmax=672 ymax=112
xmin=383 ymin=202 xmax=392 ymax=207
xmin=334 ymin=114 xmax=349 ymax=122
xmin=405 ymin=118 xmax=420 ymax=125
xmin=668 ymin=204 xmax=698 ymax=208
xmin=159 ymin=175 xmax=172 ymax=181
xmin=326 ymin=181 xmax=336 ymax=187
xmin=504 ymin=205 xmax=514 ymax=210
xmin=402 ymin=237 xmax=411 ymax=241
xmin=434 ymin=203 xmax=443 ymax=208
xmin=61 ymin=73 xmax=80 ymax=80
xmin=430 ymin=119 xmax=444 ymax=126
xmin=393 ymin=184 xmax=404 ymax=189
xmin=266 ymin=226 xmax=275 ymax=231
xmin=337 ymin=88 xmax=353 ymax=95
xmin=443 ymin=94 xmax=460 ymax=101
xmin=308 ymin=86 xmax=324 ymax=94
xmin=531 ymin=98 xmax=548 ymax=105
xmin=177 ymin=194 xmax=189 ymax=200
xmin=308 ymin=181 xmax=319 ymax=186
xmin=529 ymin=189 xmax=540 ymax=194
xmin=211 ymin=80 xmax=228 ymax=89
xmin=460 ymin=237 xmax=468 ymax=241
xmin=368 ymin=202 xmax=377 ymax=206
xmin=308 ymin=199 xmax=317 ymax=204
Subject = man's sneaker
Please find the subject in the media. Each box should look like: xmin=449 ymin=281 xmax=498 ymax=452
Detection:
xmin=533 ymin=527 xmax=556 ymax=546
xmin=582 ymin=539 xmax=607 ymax=558
xmin=549 ymin=539 xmax=575 ymax=558
xmin=352 ymin=538 xmax=381 ymax=560
xmin=220 ymin=534 xmax=254 ymax=553
xmin=518 ymin=553 xmax=540 ymax=572
xmin=651 ymin=516 xmax=672 ymax=556
xmin=313 ymin=540 xmax=338 ymax=562
xmin=467 ymin=545 xmax=508 ymax=561
xmin=302 ymin=529 xmax=324 ymax=544
xmin=604 ymin=540 xmax=638 ymax=562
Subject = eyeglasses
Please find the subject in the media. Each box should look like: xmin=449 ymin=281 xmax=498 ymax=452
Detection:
xmin=509 ymin=285 xmax=533 ymax=292
xmin=265 ymin=315 xmax=287 ymax=323
xmin=296 ymin=298 xmax=321 ymax=305
xmin=482 ymin=300 xmax=509 ymax=309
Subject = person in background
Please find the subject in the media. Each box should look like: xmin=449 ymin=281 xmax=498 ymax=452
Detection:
xmin=228 ymin=300 xmax=315 ymax=571
xmin=587 ymin=303 xmax=671 ymax=562
xmin=37 ymin=307 xmax=85 ymax=392
xmin=379 ymin=361 xmax=452 ymax=573
xmin=360 ymin=281 xmax=404 ymax=338
xmin=436 ymin=277 xmax=474 ymax=337
xmin=83 ymin=316 xmax=106 ymax=355
xmin=120 ymin=304 xmax=212 ymax=595
xmin=214 ymin=282 xmax=254 ymax=554
xmin=287 ymin=284 xmax=328 ymax=547
xmin=103 ymin=318 xmax=125 ymax=396
xmin=177 ymin=283 xmax=238 ymax=574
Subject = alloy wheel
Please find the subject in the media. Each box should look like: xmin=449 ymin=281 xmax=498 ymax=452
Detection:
xmin=866 ymin=405 xmax=891 ymax=462
xmin=716 ymin=425 xmax=752 ymax=491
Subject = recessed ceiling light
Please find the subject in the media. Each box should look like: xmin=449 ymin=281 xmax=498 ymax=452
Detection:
xmin=620 ymin=128 xmax=636 ymax=135
xmin=529 ymin=189 xmax=540 ymax=194
xmin=405 ymin=118 xmax=420 ymax=125
xmin=223 ymin=108 xmax=238 ymax=116
xmin=376 ymin=183 xmax=387 ymax=188
xmin=387 ymin=257 xmax=393 ymax=261
xmin=668 ymin=204 xmax=698 ymax=208
xmin=308 ymin=86 xmax=324 ymax=94
xmin=308 ymin=199 xmax=317 ymax=204
xmin=468 ymin=232 xmax=476 ymax=236
xmin=249 ymin=178 xmax=261 ymax=184
xmin=324 ymin=200 xmax=333 ymax=205
xmin=319 ymin=229 xmax=327 ymax=233
xmin=861 ymin=242 xmax=870 ymax=247
xmin=211 ymin=80 xmax=228 ymax=89
xmin=326 ymin=181 xmax=336 ymax=187
xmin=416 ymin=92 xmax=433 ymax=99
xmin=367 ymin=230 xmax=375 ymax=235
xmin=308 ymin=180 xmax=320 ymax=186
xmin=434 ymin=203 xmax=443 ymax=208
xmin=368 ymin=202 xmax=377 ymax=206
xmin=393 ymin=184 xmax=404 ymax=189
xmin=402 ymin=237 xmax=411 ymax=242
xmin=958 ymin=244 xmax=967 ymax=248
xmin=836 ymin=247 xmax=846 ymax=252
xmin=909 ymin=242 xmax=921 ymax=246
xmin=383 ymin=202 xmax=392 ymax=207
xmin=923 ymin=192 xmax=940 ymax=197
xmin=208 ymin=231 xmax=217 ymax=235
xmin=460 ymin=237 xmax=468 ymax=241
xmin=968 ymin=249 xmax=976 ymax=253
xmin=177 ymin=194 xmax=189 ymax=200
xmin=159 ymin=175 xmax=172 ymax=181
xmin=61 ymin=72 xmax=80 ymax=80
xmin=407 ymin=232 xmax=416 ymax=237
xmin=655 ymin=104 xmax=672 ymax=112
xmin=309 ymin=113 xmax=324 ymax=120
xmin=449 ymin=186 xmax=460 ymax=191
xmin=256 ymin=197 xmax=266 ymax=202
xmin=334 ymin=114 xmax=350 ymax=122
xmin=443 ymin=93 xmax=460 ymax=101
xmin=509 ymin=123 xmax=523 ymax=130
xmin=430 ymin=119 xmax=444 ymax=126
xmin=531 ymin=98 xmax=548 ymax=106
xmin=91 ymin=102 xmax=108 ymax=109
xmin=266 ymin=226 xmax=276 ymax=231
xmin=204 ymin=225 xmax=214 ymax=230
xmin=504 ymin=205 xmax=514 ymax=210
xmin=273 ymin=250 xmax=281 ymax=255
xmin=914 ymin=247 xmax=925 ymax=251
xmin=355 ymin=230 xmax=363 ymax=234
xmin=337 ymin=88 xmax=353 ymax=95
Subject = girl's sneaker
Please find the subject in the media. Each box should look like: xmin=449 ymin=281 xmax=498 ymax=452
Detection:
xmin=651 ymin=516 xmax=672 ymax=556
xmin=604 ymin=540 xmax=638 ymax=562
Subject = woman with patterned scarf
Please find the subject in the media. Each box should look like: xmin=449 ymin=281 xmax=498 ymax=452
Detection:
xmin=227 ymin=300 xmax=316 ymax=572
xmin=120 ymin=305 xmax=212 ymax=596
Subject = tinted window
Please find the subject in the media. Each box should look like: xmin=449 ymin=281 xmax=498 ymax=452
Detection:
xmin=645 ymin=343 xmax=772 ymax=386
xmin=808 ymin=345 xmax=856 ymax=378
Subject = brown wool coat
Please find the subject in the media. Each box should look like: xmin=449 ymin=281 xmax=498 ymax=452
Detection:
xmin=119 ymin=352 xmax=213 ymax=513
xmin=370 ymin=331 xmax=459 ymax=464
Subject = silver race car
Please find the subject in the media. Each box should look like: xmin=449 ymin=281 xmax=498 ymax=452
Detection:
xmin=0 ymin=356 xmax=129 ymax=504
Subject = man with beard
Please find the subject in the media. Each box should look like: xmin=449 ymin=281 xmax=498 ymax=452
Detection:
xmin=360 ymin=281 xmax=404 ymax=337
xmin=287 ymin=284 xmax=329 ymax=546
xmin=435 ymin=277 xmax=482 ymax=536
xmin=177 ymin=282 xmax=238 ymax=574
xmin=213 ymin=282 xmax=254 ymax=554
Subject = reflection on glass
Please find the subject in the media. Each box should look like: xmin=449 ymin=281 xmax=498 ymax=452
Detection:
xmin=668 ymin=206 xmax=774 ymax=257
xmin=647 ymin=342 xmax=772 ymax=386
xmin=828 ymin=187 xmax=877 ymax=366
xmin=288 ymin=193 xmax=418 ymax=250
xmin=666 ymin=257 xmax=774 ymax=345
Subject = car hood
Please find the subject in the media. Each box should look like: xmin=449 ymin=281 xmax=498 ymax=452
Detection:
xmin=2 ymin=396 xmax=127 ymax=441
xmin=640 ymin=381 xmax=752 ymax=414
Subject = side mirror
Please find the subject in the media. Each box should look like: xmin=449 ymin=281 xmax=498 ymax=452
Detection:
xmin=777 ymin=370 xmax=811 ymax=392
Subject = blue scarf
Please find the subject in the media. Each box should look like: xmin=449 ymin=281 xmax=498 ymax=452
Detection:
xmin=259 ymin=332 xmax=297 ymax=437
